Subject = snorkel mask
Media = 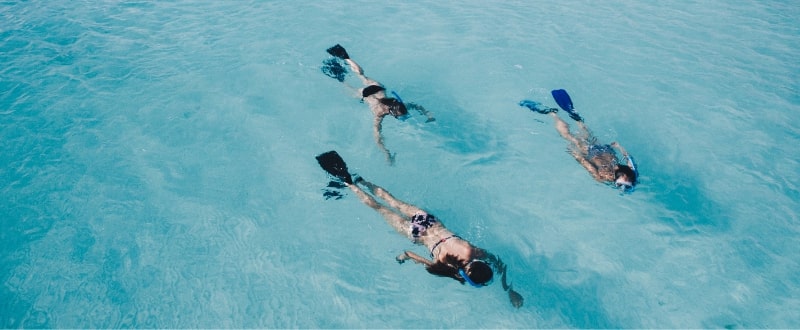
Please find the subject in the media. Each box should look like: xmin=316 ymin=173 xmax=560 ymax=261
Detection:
xmin=458 ymin=260 xmax=492 ymax=288
xmin=459 ymin=268 xmax=482 ymax=287
xmin=385 ymin=98 xmax=410 ymax=121
xmin=390 ymin=91 xmax=410 ymax=121
xmin=614 ymin=155 xmax=639 ymax=193
xmin=394 ymin=112 xmax=411 ymax=121
xmin=614 ymin=177 xmax=635 ymax=192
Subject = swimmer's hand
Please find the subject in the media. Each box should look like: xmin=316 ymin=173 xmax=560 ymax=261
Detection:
xmin=497 ymin=259 xmax=523 ymax=308
xmin=508 ymin=287 xmax=524 ymax=308
xmin=396 ymin=252 xmax=409 ymax=264
xmin=395 ymin=251 xmax=432 ymax=266
xmin=610 ymin=141 xmax=629 ymax=158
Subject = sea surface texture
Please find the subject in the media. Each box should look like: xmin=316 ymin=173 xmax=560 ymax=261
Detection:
xmin=1 ymin=1 xmax=798 ymax=328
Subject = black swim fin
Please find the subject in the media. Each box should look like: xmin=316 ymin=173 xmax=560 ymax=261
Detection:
xmin=326 ymin=44 xmax=350 ymax=60
xmin=321 ymin=58 xmax=348 ymax=82
xmin=316 ymin=150 xmax=353 ymax=184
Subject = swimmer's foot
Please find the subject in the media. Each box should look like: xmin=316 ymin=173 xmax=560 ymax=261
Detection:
xmin=564 ymin=111 xmax=583 ymax=122
xmin=519 ymin=100 xmax=558 ymax=114
xmin=395 ymin=252 xmax=409 ymax=264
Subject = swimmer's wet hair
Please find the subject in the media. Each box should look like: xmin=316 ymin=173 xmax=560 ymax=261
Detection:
xmin=425 ymin=256 xmax=494 ymax=286
xmin=615 ymin=165 xmax=637 ymax=185
xmin=380 ymin=97 xmax=408 ymax=118
xmin=466 ymin=260 xmax=493 ymax=285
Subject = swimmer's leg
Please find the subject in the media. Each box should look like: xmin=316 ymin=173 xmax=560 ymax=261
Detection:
xmin=550 ymin=113 xmax=582 ymax=148
xmin=344 ymin=59 xmax=362 ymax=75
xmin=357 ymin=178 xmax=424 ymax=218
xmin=344 ymin=59 xmax=377 ymax=86
xmin=575 ymin=121 xmax=596 ymax=145
xmin=348 ymin=182 xmax=411 ymax=237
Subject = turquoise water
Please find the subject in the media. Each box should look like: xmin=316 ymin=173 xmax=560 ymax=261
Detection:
xmin=2 ymin=0 xmax=799 ymax=328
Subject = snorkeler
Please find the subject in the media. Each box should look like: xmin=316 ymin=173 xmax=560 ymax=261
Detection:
xmin=519 ymin=89 xmax=638 ymax=192
xmin=322 ymin=44 xmax=435 ymax=164
xmin=315 ymin=150 xmax=524 ymax=308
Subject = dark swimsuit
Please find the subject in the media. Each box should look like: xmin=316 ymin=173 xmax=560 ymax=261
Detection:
xmin=587 ymin=144 xmax=619 ymax=175
xmin=410 ymin=213 xmax=437 ymax=239
xmin=362 ymin=85 xmax=385 ymax=98
xmin=588 ymin=144 xmax=614 ymax=158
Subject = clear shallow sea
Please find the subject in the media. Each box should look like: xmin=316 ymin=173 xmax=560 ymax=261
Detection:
xmin=1 ymin=0 xmax=798 ymax=328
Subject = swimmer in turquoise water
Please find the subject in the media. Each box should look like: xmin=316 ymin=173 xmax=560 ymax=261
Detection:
xmin=520 ymin=90 xmax=638 ymax=192
xmin=315 ymin=150 xmax=523 ymax=308
xmin=322 ymin=44 xmax=435 ymax=164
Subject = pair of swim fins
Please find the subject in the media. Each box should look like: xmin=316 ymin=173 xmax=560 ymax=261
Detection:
xmin=318 ymin=46 xmax=357 ymax=183
xmin=519 ymin=89 xmax=583 ymax=122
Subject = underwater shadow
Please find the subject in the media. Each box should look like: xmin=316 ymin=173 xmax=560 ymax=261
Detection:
xmin=523 ymin=253 xmax=619 ymax=328
xmin=644 ymin=158 xmax=732 ymax=234
xmin=424 ymin=97 xmax=507 ymax=159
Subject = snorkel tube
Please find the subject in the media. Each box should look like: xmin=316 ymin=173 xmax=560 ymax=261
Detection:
xmin=390 ymin=90 xmax=404 ymax=103
xmin=617 ymin=154 xmax=638 ymax=193
xmin=390 ymin=91 xmax=410 ymax=121
xmin=627 ymin=154 xmax=638 ymax=177
xmin=459 ymin=268 xmax=484 ymax=288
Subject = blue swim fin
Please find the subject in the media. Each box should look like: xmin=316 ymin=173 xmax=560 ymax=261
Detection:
xmin=519 ymin=100 xmax=557 ymax=114
xmin=551 ymin=89 xmax=583 ymax=122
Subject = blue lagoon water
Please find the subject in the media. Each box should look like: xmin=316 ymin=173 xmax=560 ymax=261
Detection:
xmin=2 ymin=1 xmax=799 ymax=328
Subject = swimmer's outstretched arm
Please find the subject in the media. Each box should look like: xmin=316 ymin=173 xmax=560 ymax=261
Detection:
xmin=482 ymin=251 xmax=524 ymax=308
xmin=406 ymin=102 xmax=435 ymax=122
xmin=395 ymin=251 xmax=433 ymax=266
xmin=610 ymin=141 xmax=629 ymax=159
xmin=569 ymin=150 xmax=604 ymax=182
xmin=373 ymin=115 xmax=394 ymax=165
